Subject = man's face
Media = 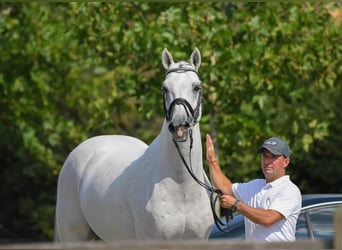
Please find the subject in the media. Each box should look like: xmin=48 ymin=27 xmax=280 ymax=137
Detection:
xmin=261 ymin=149 xmax=290 ymax=183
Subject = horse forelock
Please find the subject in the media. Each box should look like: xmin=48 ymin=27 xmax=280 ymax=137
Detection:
xmin=170 ymin=61 xmax=195 ymax=71
xmin=178 ymin=61 xmax=192 ymax=68
xmin=165 ymin=62 xmax=200 ymax=82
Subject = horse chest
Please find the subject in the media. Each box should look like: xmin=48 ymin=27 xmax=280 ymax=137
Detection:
xmin=132 ymin=177 xmax=213 ymax=239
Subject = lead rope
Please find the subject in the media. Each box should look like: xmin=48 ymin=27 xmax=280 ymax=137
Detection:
xmin=172 ymin=130 xmax=233 ymax=233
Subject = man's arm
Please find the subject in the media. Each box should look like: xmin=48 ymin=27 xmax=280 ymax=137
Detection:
xmin=220 ymin=194 xmax=284 ymax=227
xmin=206 ymin=134 xmax=233 ymax=195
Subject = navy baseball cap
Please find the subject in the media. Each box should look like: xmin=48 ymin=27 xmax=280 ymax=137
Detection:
xmin=257 ymin=137 xmax=291 ymax=158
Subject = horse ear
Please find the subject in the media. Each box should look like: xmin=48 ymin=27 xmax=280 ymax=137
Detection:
xmin=162 ymin=48 xmax=174 ymax=70
xmin=190 ymin=47 xmax=201 ymax=72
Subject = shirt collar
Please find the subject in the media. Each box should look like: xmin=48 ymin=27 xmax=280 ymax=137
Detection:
xmin=265 ymin=175 xmax=289 ymax=188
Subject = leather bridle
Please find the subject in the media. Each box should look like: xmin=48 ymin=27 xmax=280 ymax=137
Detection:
xmin=163 ymin=67 xmax=202 ymax=126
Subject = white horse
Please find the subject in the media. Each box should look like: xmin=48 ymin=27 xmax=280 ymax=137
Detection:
xmin=55 ymin=48 xmax=214 ymax=242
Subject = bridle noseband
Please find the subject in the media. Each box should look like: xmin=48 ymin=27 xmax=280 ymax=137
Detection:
xmin=164 ymin=66 xmax=233 ymax=233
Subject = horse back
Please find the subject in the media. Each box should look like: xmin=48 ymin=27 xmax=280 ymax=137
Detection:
xmin=61 ymin=135 xmax=147 ymax=179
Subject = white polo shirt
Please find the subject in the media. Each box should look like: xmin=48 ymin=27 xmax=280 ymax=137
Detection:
xmin=232 ymin=175 xmax=301 ymax=242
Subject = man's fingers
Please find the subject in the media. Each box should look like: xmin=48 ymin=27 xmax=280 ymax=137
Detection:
xmin=206 ymin=134 xmax=212 ymax=146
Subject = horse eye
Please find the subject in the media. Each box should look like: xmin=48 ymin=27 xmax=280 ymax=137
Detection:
xmin=161 ymin=86 xmax=169 ymax=93
xmin=193 ymin=85 xmax=202 ymax=92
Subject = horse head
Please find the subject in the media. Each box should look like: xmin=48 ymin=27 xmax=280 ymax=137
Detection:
xmin=161 ymin=48 xmax=203 ymax=142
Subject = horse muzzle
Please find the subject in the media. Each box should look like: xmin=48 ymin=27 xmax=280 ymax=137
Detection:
xmin=168 ymin=121 xmax=191 ymax=142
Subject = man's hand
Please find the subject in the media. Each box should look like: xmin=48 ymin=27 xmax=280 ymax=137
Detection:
xmin=206 ymin=134 xmax=217 ymax=163
xmin=206 ymin=134 xmax=233 ymax=195
xmin=219 ymin=194 xmax=237 ymax=209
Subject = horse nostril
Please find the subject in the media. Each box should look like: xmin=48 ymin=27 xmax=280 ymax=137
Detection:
xmin=181 ymin=122 xmax=190 ymax=128
xmin=168 ymin=123 xmax=176 ymax=133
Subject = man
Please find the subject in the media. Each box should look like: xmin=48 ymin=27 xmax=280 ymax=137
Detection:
xmin=206 ymin=134 xmax=301 ymax=242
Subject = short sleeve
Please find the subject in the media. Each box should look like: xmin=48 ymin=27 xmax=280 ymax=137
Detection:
xmin=269 ymin=185 xmax=301 ymax=218
xmin=232 ymin=179 xmax=265 ymax=203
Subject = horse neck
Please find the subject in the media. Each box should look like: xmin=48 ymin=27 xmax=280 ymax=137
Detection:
xmin=153 ymin=120 xmax=204 ymax=181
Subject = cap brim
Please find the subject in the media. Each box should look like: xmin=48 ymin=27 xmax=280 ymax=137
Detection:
xmin=257 ymin=146 xmax=283 ymax=156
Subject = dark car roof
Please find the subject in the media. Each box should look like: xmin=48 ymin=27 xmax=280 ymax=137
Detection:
xmin=301 ymin=194 xmax=342 ymax=208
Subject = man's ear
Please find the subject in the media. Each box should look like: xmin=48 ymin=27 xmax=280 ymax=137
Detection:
xmin=284 ymin=157 xmax=290 ymax=168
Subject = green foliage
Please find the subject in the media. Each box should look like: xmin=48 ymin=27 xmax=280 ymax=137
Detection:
xmin=0 ymin=2 xmax=341 ymax=241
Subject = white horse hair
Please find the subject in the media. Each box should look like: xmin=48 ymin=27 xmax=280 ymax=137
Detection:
xmin=55 ymin=48 xmax=214 ymax=242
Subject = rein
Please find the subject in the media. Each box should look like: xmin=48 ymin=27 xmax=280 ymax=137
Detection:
xmin=164 ymin=66 xmax=233 ymax=233
xmin=172 ymin=135 xmax=233 ymax=233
